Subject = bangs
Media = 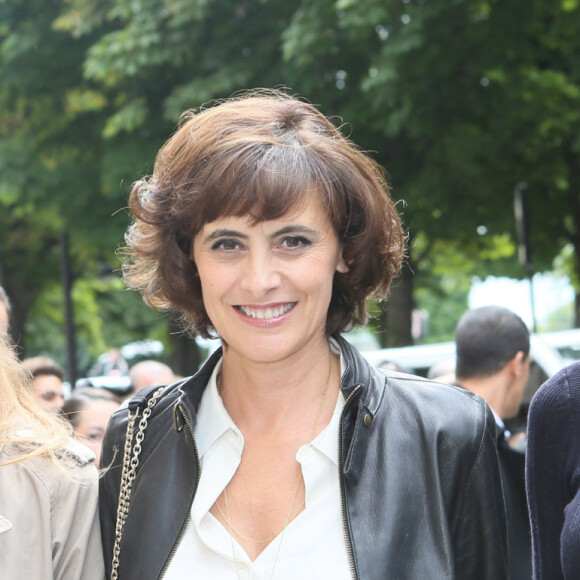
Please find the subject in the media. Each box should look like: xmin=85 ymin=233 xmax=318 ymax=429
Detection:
xmin=189 ymin=141 xmax=335 ymax=230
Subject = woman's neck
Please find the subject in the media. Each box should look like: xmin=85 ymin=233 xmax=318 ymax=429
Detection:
xmin=218 ymin=340 xmax=340 ymax=437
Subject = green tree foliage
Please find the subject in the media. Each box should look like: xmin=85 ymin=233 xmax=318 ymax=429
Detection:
xmin=1 ymin=0 xmax=580 ymax=367
xmin=0 ymin=0 xmax=167 ymax=363
xmin=0 ymin=0 xmax=124 ymax=348
xmin=357 ymin=0 xmax=580 ymax=326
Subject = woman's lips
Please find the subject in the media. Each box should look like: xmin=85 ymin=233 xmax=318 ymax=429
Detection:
xmin=235 ymin=303 xmax=297 ymax=325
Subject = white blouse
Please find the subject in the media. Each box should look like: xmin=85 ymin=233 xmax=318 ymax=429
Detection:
xmin=163 ymin=356 xmax=351 ymax=579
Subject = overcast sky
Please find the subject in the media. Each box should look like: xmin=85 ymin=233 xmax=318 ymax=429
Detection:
xmin=469 ymin=274 xmax=575 ymax=330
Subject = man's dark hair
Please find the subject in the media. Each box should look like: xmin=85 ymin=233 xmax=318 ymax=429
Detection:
xmin=455 ymin=306 xmax=530 ymax=380
xmin=22 ymin=356 xmax=64 ymax=382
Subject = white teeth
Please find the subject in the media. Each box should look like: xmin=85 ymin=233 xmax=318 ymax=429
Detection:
xmin=239 ymin=304 xmax=293 ymax=319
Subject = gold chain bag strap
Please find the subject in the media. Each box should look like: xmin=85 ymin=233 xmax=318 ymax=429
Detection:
xmin=111 ymin=386 xmax=165 ymax=580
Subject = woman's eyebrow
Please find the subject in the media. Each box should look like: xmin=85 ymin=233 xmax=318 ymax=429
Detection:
xmin=272 ymin=225 xmax=317 ymax=238
xmin=203 ymin=229 xmax=248 ymax=243
xmin=203 ymin=225 xmax=317 ymax=243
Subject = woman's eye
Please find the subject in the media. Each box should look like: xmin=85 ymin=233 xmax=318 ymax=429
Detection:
xmin=212 ymin=239 xmax=241 ymax=251
xmin=280 ymin=236 xmax=311 ymax=249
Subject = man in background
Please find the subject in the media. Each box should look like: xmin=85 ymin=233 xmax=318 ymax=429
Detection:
xmin=129 ymin=359 xmax=176 ymax=394
xmin=455 ymin=305 xmax=532 ymax=580
xmin=22 ymin=356 xmax=66 ymax=414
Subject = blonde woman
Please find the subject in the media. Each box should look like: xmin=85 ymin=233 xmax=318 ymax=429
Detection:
xmin=0 ymin=334 xmax=104 ymax=579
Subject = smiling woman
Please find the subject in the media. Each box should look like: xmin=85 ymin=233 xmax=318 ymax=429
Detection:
xmin=100 ymin=89 xmax=508 ymax=580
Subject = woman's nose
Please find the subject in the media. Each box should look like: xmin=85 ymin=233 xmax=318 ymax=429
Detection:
xmin=240 ymin=251 xmax=282 ymax=296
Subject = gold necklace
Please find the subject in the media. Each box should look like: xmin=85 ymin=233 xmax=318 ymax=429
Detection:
xmin=216 ymin=351 xmax=334 ymax=578
xmin=215 ymin=493 xmax=305 ymax=544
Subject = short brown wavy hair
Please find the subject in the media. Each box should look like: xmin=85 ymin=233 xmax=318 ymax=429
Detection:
xmin=123 ymin=89 xmax=405 ymax=338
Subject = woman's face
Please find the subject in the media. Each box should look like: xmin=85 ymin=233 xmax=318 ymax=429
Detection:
xmin=193 ymin=197 xmax=348 ymax=364
xmin=75 ymin=398 xmax=120 ymax=468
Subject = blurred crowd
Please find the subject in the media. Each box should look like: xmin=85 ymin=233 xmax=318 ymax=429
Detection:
xmin=0 ymin=284 xmax=178 ymax=469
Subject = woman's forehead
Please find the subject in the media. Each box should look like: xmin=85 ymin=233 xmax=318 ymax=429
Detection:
xmin=210 ymin=186 xmax=328 ymax=221
xmin=201 ymin=194 xmax=330 ymax=230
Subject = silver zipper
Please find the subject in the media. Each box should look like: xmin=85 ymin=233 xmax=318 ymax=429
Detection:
xmin=159 ymin=403 xmax=202 ymax=579
xmin=159 ymin=385 xmax=361 ymax=579
xmin=338 ymin=384 xmax=361 ymax=580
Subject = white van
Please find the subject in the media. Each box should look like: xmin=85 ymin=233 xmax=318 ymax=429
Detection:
xmin=361 ymin=331 xmax=572 ymax=405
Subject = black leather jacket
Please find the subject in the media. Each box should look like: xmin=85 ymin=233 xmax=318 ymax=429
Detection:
xmin=100 ymin=336 xmax=508 ymax=579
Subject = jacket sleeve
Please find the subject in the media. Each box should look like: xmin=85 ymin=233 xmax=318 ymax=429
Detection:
xmin=452 ymin=402 xmax=509 ymax=580
xmin=526 ymin=364 xmax=580 ymax=580
xmin=52 ymin=456 xmax=105 ymax=580
xmin=0 ymin=442 xmax=105 ymax=580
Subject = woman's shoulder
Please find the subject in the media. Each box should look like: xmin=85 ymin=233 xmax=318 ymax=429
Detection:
xmin=0 ymin=438 xmax=102 ymax=580
xmin=342 ymin=337 xmax=490 ymax=433
xmin=108 ymin=369 xmax=213 ymax=431
xmin=57 ymin=437 xmax=98 ymax=468
xmin=379 ymin=371 xmax=496 ymax=447
xmin=1 ymin=437 xmax=98 ymax=489
xmin=533 ymin=360 xmax=580 ymax=402
xmin=377 ymin=364 xmax=486 ymax=409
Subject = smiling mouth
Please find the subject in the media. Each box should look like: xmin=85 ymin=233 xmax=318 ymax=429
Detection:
xmin=236 ymin=303 xmax=295 ymax=320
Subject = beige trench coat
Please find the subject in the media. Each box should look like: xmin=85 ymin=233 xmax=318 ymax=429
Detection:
xmin=0 ymin=437 xmax=105 ymax=580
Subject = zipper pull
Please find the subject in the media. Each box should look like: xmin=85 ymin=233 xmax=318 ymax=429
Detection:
xmin=173 ymin=404 xmax=186 ymax=432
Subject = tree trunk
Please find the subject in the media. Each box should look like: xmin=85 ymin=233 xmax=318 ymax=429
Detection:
xmin=377 ymin=261 xmax=414 ymax=347
xmin=575 ymin=241 xmax=580 ymax=328
xmin=60 ymin=233 xmax=78 ymax=384
xmin=0 ymin=272 xmax=41 ymax=355
xmin=168 ymin=315 xmax=201 ymax=377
